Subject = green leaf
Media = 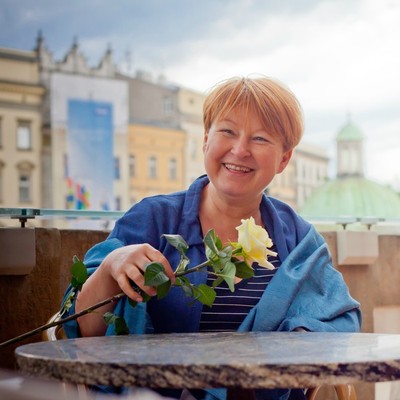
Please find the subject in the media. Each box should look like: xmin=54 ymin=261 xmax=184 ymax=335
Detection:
xmin=128 ymin=297 xmax=139 ymax=308
xmin=114 ymin=317 xmax=129 ymax=335
xmin=204 ymin=229 xmax=221 ymax=256
xmin=163 ymin=234 xmax=189 ymax=256
xmin=211 ymin=275 xmax=224 ymax=288
xmin=219 ymin=244 xmax=233 ymax=258
xmin=127 ymin=293 xmax=152 ymax=308
xmin=234 ymin=259 xmax=255 ymax=279
xmin=142 ymin=292 xmax=152 ymax=302
xmin=103 ymin=312 xmax=129 ymax=335
xmin=205 ymin=246 xmax=216 ymax=262
xmin=156 ymin=280 xmax=171 ymax=299
xmin=127 ymin=279 xmax=153 ymax=307
xmin=144 ymin=262 xmax=170 ymax=286
xmin=70 ymin=256 xmax=88 ymax=289
xmin=193 ymin=284 xmax=216 ymax=306
xmin=175 ymin=276 xmax=194 ymax=297
xmin=103 ymin=311 xmax=115 ymax=325
xmin=175 ymin=255 xmax=190 ymax=275
xmin=181 ymin=285 xmax=194 ymax=298
xmin=215 ymin=261 xmax=236 ymax=292
xmin=60 ymin=289 xmax=75 ymax=315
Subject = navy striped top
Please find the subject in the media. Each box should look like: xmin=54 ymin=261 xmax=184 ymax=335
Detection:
xmin=199 ymin=245 xmax=280 ymax=332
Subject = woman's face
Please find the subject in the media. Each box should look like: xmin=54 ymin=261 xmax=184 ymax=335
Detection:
xmin=203 ymin=107 xmax=292 ymax=202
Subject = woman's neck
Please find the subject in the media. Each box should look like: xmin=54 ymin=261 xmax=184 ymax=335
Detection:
xmin=199 ymin=184 xmax=263 ymax=243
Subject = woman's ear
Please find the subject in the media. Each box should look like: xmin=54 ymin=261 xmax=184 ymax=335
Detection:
xmin=203 ymin=131 xmax=209 ymax=153
xmin=277 ymin=149 xmax=293 ymax=173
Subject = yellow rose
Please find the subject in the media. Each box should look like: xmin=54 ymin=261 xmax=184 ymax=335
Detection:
xmin=236 ymin=217 xmax=277 ymax=270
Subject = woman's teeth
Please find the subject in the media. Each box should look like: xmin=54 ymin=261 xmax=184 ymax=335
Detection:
xmin=224 ymin=163 xmax=251 ymax=172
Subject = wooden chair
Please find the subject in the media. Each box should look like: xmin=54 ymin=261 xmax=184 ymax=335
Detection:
xmin=42 ymin=312 xmax=89 ymax=399
xmin=306 ymin=384 xmax=357 ymax=400
xmin=41 ymin=312 xmax=67 ymax=341
xmin=43 ymin=312 xmax=357 ymax=400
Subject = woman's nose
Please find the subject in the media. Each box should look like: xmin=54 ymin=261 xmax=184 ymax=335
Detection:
xmin=231 ymin=136 xmax=251 ymax=157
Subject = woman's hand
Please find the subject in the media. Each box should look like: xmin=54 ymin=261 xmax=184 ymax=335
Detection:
xmin=103 ymin=244 xmax=175 ymax=302
xmin=76 ymin=243 xmax=174 ymax=336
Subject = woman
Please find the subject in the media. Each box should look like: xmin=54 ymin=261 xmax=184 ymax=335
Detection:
xmin=63 ymin=76 xmax=361 ymax=400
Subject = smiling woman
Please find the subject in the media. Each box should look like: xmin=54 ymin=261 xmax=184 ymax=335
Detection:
xmin=61 ymin=76 xmax=361 ymax=400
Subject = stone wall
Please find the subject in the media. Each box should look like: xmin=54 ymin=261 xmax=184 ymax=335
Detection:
xmin=0 ymin=228 xmax=107 ymax=369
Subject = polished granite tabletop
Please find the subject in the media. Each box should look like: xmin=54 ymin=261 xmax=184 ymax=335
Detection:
xmin=15 ymin=331 xmax=400 ymax=389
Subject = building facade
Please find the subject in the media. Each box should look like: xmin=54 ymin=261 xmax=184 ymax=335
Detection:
xmin=299 ymin=119 xmax=400 ymax=219
xmin=36 ymin=35 xmax=129 ymax=220
xmin=120 ymin=72 xmax=206 ymax=203
xmin=0 ymin=47 xmax=45 ymax=214
xmin=268 ymin=142 xmax=329 ymax=210
xmin=177 ymin=86 xmax=206 ymax=185
xmin=0 ymin=36 xmax=331 ymax=225
xmin=128 ymin=124 xmax=186 ymax=203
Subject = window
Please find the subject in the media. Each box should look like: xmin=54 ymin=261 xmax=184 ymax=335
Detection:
xmin=148 ymin=156 xmax=157 ymax=179
xmin=114 ymin=157 xmax=120 ymax=180
xmin=169 ymin=157 xmax=177 ymax=180
xmin=63 ymin=154 xmax=69 ymax=178
xmin=129 ymin=155 xmax=136 ymax=178
xmin=17 ymin=121 xmax=32 ymax=150
xmin=115 ymin=196 xmax=121 ymax=210
xmin=17 ymin=161 xmax=34 ymax=203
xmin=0 ymin=161 xmax=4 ymax=202
xmin=190 ymin=138 xmax=197 ymax=159
xmin=163 ymin=97 xmax=173 ymax=116
xmin=19 ymin=174 xmax=31 ymax=203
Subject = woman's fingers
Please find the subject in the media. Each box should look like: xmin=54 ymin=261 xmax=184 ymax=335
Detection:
xmin=143 ymin=245 xmax=175 ymax=284
xmin=116 ymin=272 xmax=142 ymax=301
xmin=127 ymin=265 xmax=157 ymax=297
xmin=107 ymin=243 xmax=175 ymax=301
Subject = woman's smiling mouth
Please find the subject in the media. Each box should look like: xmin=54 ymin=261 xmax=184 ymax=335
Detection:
xmin=223 ymin=163 xmax=253 ymax=173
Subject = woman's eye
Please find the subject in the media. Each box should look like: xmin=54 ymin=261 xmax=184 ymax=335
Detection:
xmin=220 ymin=129 xmax=235 ymax=135
xmin=253 ymin=136 xmax=268 ymax=142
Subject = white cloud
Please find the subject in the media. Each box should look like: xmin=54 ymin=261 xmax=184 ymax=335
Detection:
xmin=2 ymin=0 xmax=399 ymax=188
xmin=160 ymin=0 xmax=400 ymax=187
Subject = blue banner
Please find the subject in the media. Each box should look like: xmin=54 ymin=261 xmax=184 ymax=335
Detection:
xmin=67 ymin=99 xmax=114 ymax=211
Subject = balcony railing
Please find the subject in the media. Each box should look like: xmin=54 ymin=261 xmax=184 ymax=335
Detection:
xmin=0 ymin=207 xmax=124 ymax=227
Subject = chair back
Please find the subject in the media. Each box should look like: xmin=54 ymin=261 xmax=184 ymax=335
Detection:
xmin=42 ymin=312 xmax=67 ymax=341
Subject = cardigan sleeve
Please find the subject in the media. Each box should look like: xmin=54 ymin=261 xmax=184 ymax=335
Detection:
xmin=239 ymin=225 xmax=362 ymax=333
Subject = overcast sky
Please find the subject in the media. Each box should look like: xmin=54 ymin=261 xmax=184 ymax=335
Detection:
xmin=1 ymin=0 xmax=399 ymax=189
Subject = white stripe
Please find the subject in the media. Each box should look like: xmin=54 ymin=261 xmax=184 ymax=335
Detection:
xmin=209 ymin=303 xmax=255 ymax=308
xmin=200 ymin=321 xmax=243 ymax=324
xmin=208 ymin=285 xmax=267 ymax=291
xmin=201 ymin=312 xmax=248 ymax=316
xmin=216 ymin=295 xmax=261 ymax=299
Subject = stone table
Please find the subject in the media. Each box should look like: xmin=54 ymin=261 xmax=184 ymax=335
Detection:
xmin=15 ymin=331 xmax=400 ymax=399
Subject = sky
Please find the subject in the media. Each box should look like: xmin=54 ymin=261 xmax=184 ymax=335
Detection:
xmin=1 ymin=0 xmax=399 ymax=189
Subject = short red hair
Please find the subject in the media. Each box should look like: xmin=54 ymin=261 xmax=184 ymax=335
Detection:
xmin=203 ymin=76 xmax=304 ymax=151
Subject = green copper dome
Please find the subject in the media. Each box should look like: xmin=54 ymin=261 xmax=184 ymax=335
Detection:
xmin=299 ymin=177 xmax=400 ymax=219
xmin=337 ymin=121 xmax=364 ymax=141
